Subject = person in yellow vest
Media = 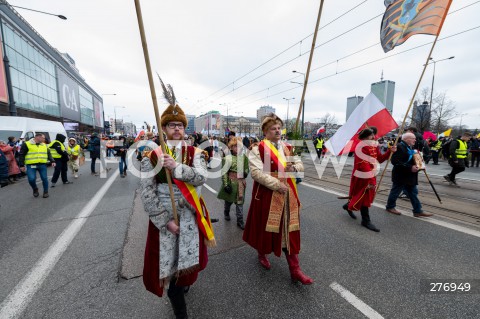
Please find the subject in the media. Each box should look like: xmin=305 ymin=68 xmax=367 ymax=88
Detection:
xmin=67 ymin=138 xmax=81 ymax=179
xmin=314 ymin=134 xmax=324 ymax=159
xmin=428 ymin=138 xmax=442 ymax=165
xmin=444 ymin=132 xmax=472 ymax=186
xmin=18 ymin=133 xmax=55 ymax=198
xmin=49 ymin=134 xmax=72 ymax=187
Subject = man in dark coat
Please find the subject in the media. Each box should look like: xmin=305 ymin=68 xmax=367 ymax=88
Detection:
xmin=89 ymin=133 xmax=101 ymax=175
xmin=385 ymin=132 xmax=433 ymax=217
xmin=0 ymin=148 xmax=9 ymax=187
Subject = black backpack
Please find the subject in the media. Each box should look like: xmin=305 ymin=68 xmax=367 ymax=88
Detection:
xmin=442 ymin=139 xmax=453 ymax=156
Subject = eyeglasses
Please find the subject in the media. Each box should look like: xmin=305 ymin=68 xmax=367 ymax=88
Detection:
xmin=167 ymin=123 xmax=184 ymax=129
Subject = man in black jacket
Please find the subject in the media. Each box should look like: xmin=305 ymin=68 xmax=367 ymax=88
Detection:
xmin=50 ymin=133 xmax=71 ymax=187
xmin=385 ymin=133 xmax=433 ymax=217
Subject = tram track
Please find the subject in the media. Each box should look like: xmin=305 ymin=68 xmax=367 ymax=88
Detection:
xmin=301 ymin=161 xmax=480 ymax=227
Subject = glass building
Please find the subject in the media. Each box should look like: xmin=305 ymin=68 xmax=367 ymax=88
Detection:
xmin=0 ymin=2 xmax=103 ymax=132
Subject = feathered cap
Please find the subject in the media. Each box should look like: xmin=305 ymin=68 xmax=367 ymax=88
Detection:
xmin=158 ymin=74 xmax=187 ymax=127
xmin=261 ymin=113 xmax=283 ymax=133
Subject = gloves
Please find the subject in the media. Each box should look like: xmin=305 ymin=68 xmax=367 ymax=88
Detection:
xmin=243 ymin=172 xmax=248 ymax=179
xmin=224 ymin=185 xmax=232 ymax=194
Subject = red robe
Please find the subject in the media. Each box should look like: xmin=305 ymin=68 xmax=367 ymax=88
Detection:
xmin=348 ymin=145 xmax=390 ymax=211
xmin=243 ymin=141 xmax=301 ymax=257
xmin=143 ymin=145 xmax=208 ymax=297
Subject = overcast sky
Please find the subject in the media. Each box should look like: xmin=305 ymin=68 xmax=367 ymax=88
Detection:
xmin=12 ymin=0 xmax=480 ymax=131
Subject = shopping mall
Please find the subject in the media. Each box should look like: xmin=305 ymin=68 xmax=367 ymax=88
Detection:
xmin=0 ymin=1 xmax=103 ymax=133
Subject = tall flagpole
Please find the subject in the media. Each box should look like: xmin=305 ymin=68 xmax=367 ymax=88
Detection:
xmin=375 ymin=33 xmax=443 ymax=200
xmin=134 ymin=0 xmax=179 ymax=224
xmin=294 ymin=0 xmax=325 ymax=134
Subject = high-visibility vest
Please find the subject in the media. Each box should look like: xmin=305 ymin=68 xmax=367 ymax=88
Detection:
xmin=25 ymin=141 xmax=48 ymax=165
xmin=48 ymin=140 xmax=65 ymax=159
xmin=67 ymin=144 xmax=80 ymax=156
xmin=431 ymin=140 xmax=442 ymax=151
xmin=455 ymin=139 xmax=468 ymax=158
xmin=315 ymin=138 xmax=324 ymax=149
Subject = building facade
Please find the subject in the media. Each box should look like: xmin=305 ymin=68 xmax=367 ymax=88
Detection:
xmin=185 ymin=114 xmax=195 ymax=134
xmin=194 ymin=110 xmax=223 ymax=136
xmin=370 ymin=80 xmax=395 ymax=113
xmin=346 ymin=96 xmax=364 ymax=121
xmin=0 ymin=3 xmax=103 ymax=133
xmin=257 ymin=105 xmax=275 ymax=122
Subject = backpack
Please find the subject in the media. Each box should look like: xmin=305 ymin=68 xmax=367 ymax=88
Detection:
xmin=442 ymin=139 xmax=452 ymax=156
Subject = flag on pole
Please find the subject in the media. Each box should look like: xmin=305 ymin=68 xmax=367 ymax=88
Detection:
xmin=438 ymin=128 xmax=451 ymax=138
xmin=324 ymin=93 xmax=398 ymax=156
xmin=135 ymin=130 xmax=146 ymax=142
xmin=316 ymin=126 xmax=326 ymax=135
xmin=380 ymin=0 xmax=452 ymax=53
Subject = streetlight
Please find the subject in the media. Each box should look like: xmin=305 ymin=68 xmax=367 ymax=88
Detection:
xmin=113 ymin=106 xmax=125 ymax=133
xmin=427 ymin=56 xmax=455 ymax=131
xmin=283 ymin=97 xmax=295 ymax=133
xmin=0 ymin=3 xmax=67 ymax=19
xmin=292 ymin=70 xmax=306 ymax=137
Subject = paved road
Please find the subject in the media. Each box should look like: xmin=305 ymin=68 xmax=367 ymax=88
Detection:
xmin=0 ymin=156 xmax=479 ymax=318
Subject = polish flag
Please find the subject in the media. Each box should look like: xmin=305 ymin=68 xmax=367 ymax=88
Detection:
xmin=324 ymin=93 xmax=398 ymax=156
xmin=135 ymin=130 xmax=146 ymax=142
xmin=316 ymin=126 xmax=326 ymax=135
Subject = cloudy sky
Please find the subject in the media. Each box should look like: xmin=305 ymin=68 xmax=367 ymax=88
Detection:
xmin=12 ymin=0 xmax=480 ymax=131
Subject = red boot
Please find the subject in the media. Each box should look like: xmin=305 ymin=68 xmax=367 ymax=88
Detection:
xmin=285 ymin=253 xmax=314 ymax=285
xmin=258 ymin=253 xmax=271 ymax=270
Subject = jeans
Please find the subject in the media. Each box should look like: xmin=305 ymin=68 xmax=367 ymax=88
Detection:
xmin=91 ymin=157 xmax=97 ymax=173
xmin=26 ymin=164 xmax=48 ymax=192
xmin=119 ymin=156 xmax=127 ymax=175
xmin=386 ymin=182 xmax=423 ymax=214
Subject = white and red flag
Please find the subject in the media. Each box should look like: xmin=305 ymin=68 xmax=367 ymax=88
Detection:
xmin=324 ymin=93 xmax=398 ymax=156
xmin=135 ymin=130 xmax=146 ymax=142
xmin=316 ymin=126 xmax=326 ymax=135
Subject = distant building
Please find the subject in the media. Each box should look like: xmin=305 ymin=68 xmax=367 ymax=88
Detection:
xmin=185 ymin=114 xmax=195 ymax=134
xmin=194 ymin=111 xmax=222 ymax=136
xmin=346 ymin=96 xmax=364 ymax=121
xmin=257 ymin=105 xmax=275 ymax=122
xmin=371 ymin=80 xmax=395 ymax=113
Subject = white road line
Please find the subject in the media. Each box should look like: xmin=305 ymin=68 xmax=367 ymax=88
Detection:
xmin=330 ymin=282 xmax=384 ymax=319
xmin=301 ymin=181 xmax=480 ymax=238
xmin=204 ymin=183 xmax=218 ymax=195
xmin=0 ymin=170 xmax=120 ymax=319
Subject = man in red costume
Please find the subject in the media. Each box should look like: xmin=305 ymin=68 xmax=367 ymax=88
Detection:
xmin=140 ymin=95 xmax=215 ymax=318
xmin=243 ymin=113 xmax=313 ymax=285
xmin=342 ymin=128 xmax=396 ymax=232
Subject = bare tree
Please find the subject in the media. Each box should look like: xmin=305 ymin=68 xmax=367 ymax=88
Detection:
xmin=431 ymin=92 xmax=457 ymax=134
xmin=319 ymin=113 xmax=337 ymax=132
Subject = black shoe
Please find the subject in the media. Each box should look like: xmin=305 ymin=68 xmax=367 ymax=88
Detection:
xmin=361 ymin=221 xmax=380 ymax=232
xmin=43 ymin=192 xmax=49 ymax=198
xmin=51 ymin=183 xmax=56 ymax=188
xmin=342 ymin=203 xmax=357 ymax=219
xmin=63 ymin=181 xmax=72 ymax=184
xmin=210 ymin=218 xmax=219 ymax=223
xmin=33 ymin=188 xmax=39 ymax=197
xmin=224 ymin=215 xmax=231 ymax=221
xmin=237 ymin=221 xmax=245 ymax=230
xmin=443 ymin=175 xmax=451 ymax=182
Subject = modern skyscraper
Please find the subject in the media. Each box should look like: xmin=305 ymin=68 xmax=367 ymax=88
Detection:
xmin=346 ymin=96 xmax=364 ymax=121
xmin=257 ymin=105 xmax=275 ymax=122
xmin=371 ymin=80 xmax=395 ymax=113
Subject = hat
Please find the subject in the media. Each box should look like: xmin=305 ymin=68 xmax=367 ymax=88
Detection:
xmin=261 ymin=113 xmax=283 ymax=133
xmin=68 ymin=137 xmax=76 ymax=142
xmin=161 ymin=104 xmax=187 ymax=127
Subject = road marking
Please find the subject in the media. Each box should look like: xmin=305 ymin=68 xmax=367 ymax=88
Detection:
xmin=0 ymin=170 xmax=120 ymax=319
xmin=204 ymin=183 xmax=218 ymax=195
xmin=301 ymin=181 xmax=480 ymax=238
xmin=330 ymin=282 xmax=384 ymax=319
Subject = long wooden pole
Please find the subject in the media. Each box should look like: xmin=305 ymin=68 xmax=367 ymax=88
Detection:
xmin=134 ymin=0 xmax=178 ymax=224
xmin=375 ymin=33 xmax=441 ymax=196
xmin=294 ymin=0 xmax=325 ymax=134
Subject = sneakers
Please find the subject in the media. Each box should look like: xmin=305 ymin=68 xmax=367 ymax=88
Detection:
xmin=43 ymin=192 xmax=49 ymax=198
xmin=51 ymin=183 xmax=56 ymax=188
xmin=74 ymin=174 xmax=78 ymax=178
xmin=33 ymin=188 xmax=39 ymax=197
xmin=64 ymin=181 xmax=72 ymax=184
xmin=91 ymin=172 xmax=99 ymax=176
xmin=443 ymin=175 xmax=451 ymax=182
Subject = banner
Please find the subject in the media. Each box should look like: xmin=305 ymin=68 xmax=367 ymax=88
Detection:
xmin=57 ymin=67 xmax=80 ymax=122
xmin=0 ymin=44 xmax=9 ymax=104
